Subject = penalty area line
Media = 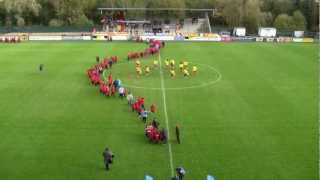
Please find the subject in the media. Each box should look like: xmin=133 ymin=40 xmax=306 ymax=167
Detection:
xmin=158 ymin=52 xmax=174 ymax=176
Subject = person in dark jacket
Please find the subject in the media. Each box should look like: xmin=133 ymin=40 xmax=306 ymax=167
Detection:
xmin=175 ymin=125 xmax=180 ymax=144
xmin=102 ymin=147 xmax=114 ymax=171
xmin=39 ymin=64 xmax=44 ymax=72
xmin=176 ymin=166 xmax=186 ymax=180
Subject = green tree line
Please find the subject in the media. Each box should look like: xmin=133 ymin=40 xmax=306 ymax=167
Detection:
xmin=0 ymin=0 xmax=318 ymax=32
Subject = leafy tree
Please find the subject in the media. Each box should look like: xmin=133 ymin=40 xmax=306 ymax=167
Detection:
xmin=48 ymin=18 xmax=63 ymax=27
xmin=273 ymin=13 xmax=294 ymax=30
xmin=3 ymin=0 xmax=41 ymax=26
xmin=0 ymin=0 xmax=316 ymax=32
xmin=292 ymin=10 xmax=306 ymax=30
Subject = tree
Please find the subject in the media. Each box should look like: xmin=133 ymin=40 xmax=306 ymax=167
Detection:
xmin=292 ymin=10 xmax=306 ymax=30
xmin=242 ymin=0 xmax=264 ymax=33
xmin=273 ymin=13 xmax=294 ymax=30
xmin=3 ymin=0 xmax=41 ymax=26
xmin=54 ymin=0 xmax=93 ymax=26
xmin=259 ymin=11 xmax=274 ymax=27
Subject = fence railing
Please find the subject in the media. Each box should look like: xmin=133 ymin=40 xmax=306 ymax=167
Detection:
xmin=0 ymin=25 xmax=96 ymax=33
xmin=0 ymin=25 xmax=318 ymax=40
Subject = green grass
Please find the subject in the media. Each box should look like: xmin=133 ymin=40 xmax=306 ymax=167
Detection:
xmin=0 ymin=41 xmax=318 ymax=180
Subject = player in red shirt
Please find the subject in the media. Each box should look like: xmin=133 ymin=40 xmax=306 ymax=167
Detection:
xmin=111 ymin=85 xmax=116 ymax=96
xmin=108 ymin=73 xmax=113 ymax=86
xmin=105 ymin=85 xmax=110 ymax=96
xmin=99 ymin=83 xmax=105 ymax=93
xmin=136 ymin=103 xmax=142 ymax=116
xmin=140 ymin=97 xmax=145 ymax=109
xmin=131 ymin=101 xmax=136 ymax=112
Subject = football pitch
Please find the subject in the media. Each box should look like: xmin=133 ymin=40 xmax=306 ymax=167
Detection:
xmin=0 ymin=41 xmax=318 ymax=180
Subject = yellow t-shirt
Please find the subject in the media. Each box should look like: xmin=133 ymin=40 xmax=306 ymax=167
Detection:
xmin=170 ymin=70 xmax=176 ymax=76
xmin=136 ymin=60 xmax=141 ymax=66
xmin=136 ymin=67 xmax=142 ymax=74
xmin=192 ymin=66 xmax=197 ymax=72
xmin=183 ymin=69 xmax=189 ymax=76
xmin=170 ymin=59 xmax=175 ymax=66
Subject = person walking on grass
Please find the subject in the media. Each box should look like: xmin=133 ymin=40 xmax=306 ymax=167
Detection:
xmin=140 ymin=109 xmax=150 ymax=123
xmin=127 ymin=92 xmax=134 ymax=105
xmin=39 ymin=64 xmax=44 ymax=72
xmin=175 ymin=125 xmax=181 ymax=144
xmin=102 ymin=147 xmax=114 ymax=171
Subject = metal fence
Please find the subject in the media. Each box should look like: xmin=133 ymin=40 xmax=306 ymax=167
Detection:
xmin=0 ymin=25 xmax=318 ymax=39
xmin=0 ymin=25 xmax=95 ymax=33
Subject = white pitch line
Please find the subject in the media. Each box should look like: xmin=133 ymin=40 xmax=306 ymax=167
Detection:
xmin=158 ymin=52 xmax=174 ymax=176
xmin=318 ymin=44 xmax=320 ymax=180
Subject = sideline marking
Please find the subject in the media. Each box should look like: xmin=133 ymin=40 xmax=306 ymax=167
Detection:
xmin=317 ymin=43 xmax=320 ymax=178
xmin=158 ymin=52 xmax=174 ymax=176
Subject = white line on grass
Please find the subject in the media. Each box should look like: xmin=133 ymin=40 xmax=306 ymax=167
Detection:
xmin=158 ymin=52 xmax=174 ymax=176
xmin=317 ymin=46 xmax=320 ymax=178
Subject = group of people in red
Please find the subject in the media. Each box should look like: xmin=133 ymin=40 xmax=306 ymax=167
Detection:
xmin=0 ymin=37 xmax=21 ymax=43
xmin=145 ymin=120 xmax=167 ymax=143
xmin=129 ymin=95 xmax=167 ymax=143
xmin=87 ymin=56 xmax=118 ymax=86
xmin=127 ymin=39 xmax=165 ymax=60
xmin=87 ymin=39 xmax=167 ymax=143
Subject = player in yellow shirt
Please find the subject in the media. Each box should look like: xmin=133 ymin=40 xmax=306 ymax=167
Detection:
xmin=153 ymin=60 xmax=159 ymax=68
xmin=170 ymin=69 xmax=176 ymax=78
xmin=165 ymin=59 xmax=170 ymax=68
xmin=136 ymin=67 xmax=142 ymax=76
xmin=183 ymin=61 xmax=189 ymax=69
xmin=170 ymin=59 xmax=175 ymax=69
xmin=135 ymin=60 xmax=141 ymax=67
xmin=183 ymin=69 xmax=190 ymax=77
xmin=179 ymin=62 xmax=184 ymax=72
xmin=192 ymin=65 xmax=198 ymax=76
xmin=145 ymin=66 xmax=151 ymax=75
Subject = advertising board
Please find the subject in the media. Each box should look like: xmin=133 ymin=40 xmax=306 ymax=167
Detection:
xmin=29 ymin=35 xmax=62 ymax=40
xmin=258 ymin=28 xmax=277 ymax=37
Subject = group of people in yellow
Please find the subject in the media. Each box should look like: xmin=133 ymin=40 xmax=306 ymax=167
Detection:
xmin=134 ymin=58 xmax=198 ymax=78
xmin=164 ymin=59 xmax=197 ymax=78
xmin=135 ymin=60 xmax=152 ymax=76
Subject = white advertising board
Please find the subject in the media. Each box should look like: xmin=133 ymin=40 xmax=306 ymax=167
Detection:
xmin=29 ymin=35 xmax=62 ymax=41
xmin=82 ymin=36 xmax=92 ymax=40
xmin=292 ymin=38 xmax=304 ymax=42
xmin=111 ymin=35 xmax=130 ymax=41
xmin=140 ymin=35 xmax=175 ymax=41
xmin=233 ymin=27 xmax=246 ymax=37
xmin=294 ymin=31 xmax=304 ymax=38
xmin=258 ymin=28 xmax=277 ymax=37
xmin=186 ymin=36 xmax=221 ymax=41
